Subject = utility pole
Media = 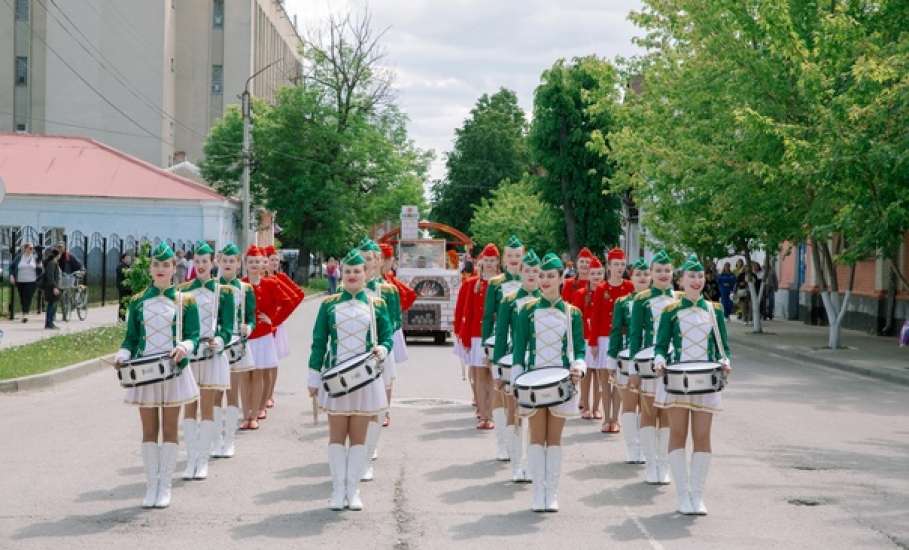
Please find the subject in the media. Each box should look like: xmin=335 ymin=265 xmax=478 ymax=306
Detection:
xmin=239 ymin=59 xmax=283 ymax=247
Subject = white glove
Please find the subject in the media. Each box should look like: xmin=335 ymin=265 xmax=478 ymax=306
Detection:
xmin=373 ymin=345 xmax=388 ymax=362
xmin=606 ymin=356 xmax=619 ymax=372
xmin=241 ymin=324 xmax=251 ymax=337
xmin=211 ymin=336 xmax=225 ymax=353
xmin=654 ymin=355 xmax=667 ymax=374
xmin=177 ymin=340 xmax=195 ymax=357
xmin=570 ymin=359 xmax=587 ymax=379
xmin=114 ymin=349 xmax=131 ymax=364
xmin=720 ymin=358 xmax=732 ymax=373
xmin=307 ymin=369 xmax=322 ymax=390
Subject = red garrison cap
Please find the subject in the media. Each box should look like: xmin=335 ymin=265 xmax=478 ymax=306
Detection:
xmin=607 ymin=247 xmax=626 ymax=261
xmin=380 ymin=243 xmax=394 ymax=258
xmin=245 ymin=245 xmax=265 ymax=257
xmin=263 ymin=245 xmax=278 ymax=256
xmin=578 ymin=247 xmax=594 ymax=259
xmin=481 ymin=243 xmax=500 ymax=258
xmin=589 ymin=256 xmax=603 ymax=269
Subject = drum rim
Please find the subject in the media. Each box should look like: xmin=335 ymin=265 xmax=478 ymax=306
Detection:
xmin=322 ymin=352 xmax=374 ymax=379
xmin=513 ymin=366 xmax=570 ymax=390
xmin=324 ymin=375 xmax=381 ymax=398
xmin=664 ymin=360 xmax=723 ymax=375
xmin=119 ymin=352 xmax=172 ymax=367
xmin=117 ymin=368 xmax=181 ymax=388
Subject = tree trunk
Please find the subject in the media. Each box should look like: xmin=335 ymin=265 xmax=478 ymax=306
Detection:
xmin=813 ymin=240 xmax=854 ymax=349
xmin=558 ymin=118 xmax=579 ymax=257
xmin=300 ymin=245 xmax=312 ymax=285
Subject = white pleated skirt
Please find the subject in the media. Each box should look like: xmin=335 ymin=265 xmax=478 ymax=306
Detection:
xmin=230 ymin=347 xmax=256 ymax=373
xmin=381 ymin=352 xmax=396 ymax=388
xmin=467 ymin=336 xmax=486 ymax=367
xmin=319 ymin=377 xmax=388 ymax=416
xmin=585 ymin=347 xmax=599 ymax=370
xmin=655 ymin=381 xmax=722 ymax=413
xmin=595 ymin=337 xmax=611 ymax=369
xmin=453 ymin=339 xmax=466 ymax=363
xmin=274 ymin=324 xmax=290 ymax=359
xmin=248 ymin=335 xmax=278 ymax=370
xmin=125 ymin=365 xmax=199 ymax=407
xmin=392 ymin=329 xmax=408 ymax=363
xmin=191 ymin=354 xmax=230 ymax=390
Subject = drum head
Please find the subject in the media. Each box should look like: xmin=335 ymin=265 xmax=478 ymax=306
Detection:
xmin=497 ymin=354 xmax=514 ymax=367
xmin=667 ymin=361 xmax=721 ymax=372
xmin=484 ymin=337 xmax=496 ymax=348
xmin=325 ymin=352 xmax=373 ymax=377
xmin=515 ymin=367 xmax=568 ymax=386
xmin=634 ymin=347 xmax=655 ymax=360
xmin=618 ymin=348 xmax=631 ymax=360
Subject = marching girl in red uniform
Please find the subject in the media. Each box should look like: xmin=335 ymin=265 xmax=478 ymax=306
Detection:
xmin=263 ymin=245 xmax=304 ymax=414
xmin=240 ymin=245 xmax=293 ymax=430
xmin=560 ymin=247 xmax=594 ymax=302
xmin=572 ymin=256 xmax=605 ymax=421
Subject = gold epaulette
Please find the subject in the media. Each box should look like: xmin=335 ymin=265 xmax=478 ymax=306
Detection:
xmin=130 ymin=290 xmax=145 ymax=302
xmin=370 ymin=295 xmax=387 ymax=307
xmin=488 ymin=273 xmax=505 ymax=286
xmin=502 ymin=290 xmax=519 ymax=304
xmin=380 ymin=282 xmax=399 ymax=295
xmin=179 ymin=292 xmax=197 ymax=306
xmin=633 ymin=288 xmax=653 ymax=301
xmin=521 ymin=298 xmax=540 ymax=312
xmin=664 ymin=299 xmax=682 ymax=313
xmin=323 ymin=292 xmax=343 ymax=304
xmin=176 ymin=280 xmax=193 ymax=291
xmin=219 ymin=284 xmax=233 ymax=295
xmin=712 ymin=301 xmax=723 ymax=311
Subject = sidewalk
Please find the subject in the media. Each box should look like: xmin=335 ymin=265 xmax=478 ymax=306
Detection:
xmin=727 ymin=318 xmax=909 ymax=386
xmin=0 ymin=304 xmax=121 ymax=350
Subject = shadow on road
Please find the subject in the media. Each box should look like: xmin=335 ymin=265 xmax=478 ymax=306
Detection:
xmin=425 ymin=460 xmax=503 ymax=481
xmin=580 ymin=481 xmax=662 ymax=508
xmin=569 ymin=461 xmax=639 ymax=482
xmin=13 ymin=506 xmax=145 ymax=539
xmin=231 ymin=509 xmax=345 ymax=539
xmin=449 ymin=510 xmax=545 ymax=540
xmin=254 ymin=480 xmax=332 ymax=504
xmin=418 ymin=427 xmax=484 ymax=442
xmin=274 ymin=462 xmax=330 ymax=479
xmin=607 ymin=512 xmax=696 ymax=544
xmin=438 ymin=480 xmax=525 ymax=504
xmin=76 ymin=482 xmax=147 ymax=502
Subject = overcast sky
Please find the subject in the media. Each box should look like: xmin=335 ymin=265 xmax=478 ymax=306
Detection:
xmin=283 ymin=0 xmax=645 ymax=182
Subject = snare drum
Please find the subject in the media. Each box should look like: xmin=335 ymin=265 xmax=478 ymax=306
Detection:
xmin=191 ymin=338 xmax=216 ymax=363
xmin=115 ymin=352 xmax=179 ymax=388
xmin=618 ymin=349 xmax=634 ymax=376
xmin=321 ymin=352 xmax=383 ymax=398
xmin=495 ymin=354 xmax=514 ymax=390
xmin=225 ymin=337 xmax=246 ymax=365
xmin=483 ymin=336 xmax=496 ymax=350
xmin=663 ymin=361 xmax=726 ymax=395
xmin=513 ymin=367 xmax=575 ymax=409
xmin=634 ymin=346 xmax=658 ymax=379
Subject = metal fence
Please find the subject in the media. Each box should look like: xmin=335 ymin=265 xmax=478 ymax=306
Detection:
xmin=0 ymin=226 xmax=204 ymax=319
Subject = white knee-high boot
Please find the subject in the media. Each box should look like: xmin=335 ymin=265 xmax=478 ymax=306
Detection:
xmin=621 ymin=412 xmax=641 ymax=464
xmin=528 ymin=444 xmax=546 ymax=512
xmin=690 ymin=452 xmax=712 ymax=515
xmin=194 ymin=420 xmax=215 ymax=479
xmin=668 ymin=449 xmax=694 ymax=514
xmin=141 ymin=442 xmax=159 ymax=509
xmin=510 ymin=423 xmax=529 ymax=482
xmin=328 ymin=444 xmax=347 ymax=511
xmin=211 ymin=407 xmax=225 ymax=457
xmin=640 ymin=426 xmax=658 ymax=483
xmin=219 ymin=406 xmax=240 ymax=457
xmin=361 ymin=421 xmax=380 ymax=481
xmin=181 ymin=419 xmax=198 ymax=480
xmin=155 ymin=442 xmax=178 ymax=508
xmin=544 ymin=446 xmax=562 ymax=512
xmin=492 ymin=408 xmax=509 ymax=461
xmin=346 ymin=445 xmax=366 ymax=511
xmin=657 ymin=427 xmax=672 ymax=484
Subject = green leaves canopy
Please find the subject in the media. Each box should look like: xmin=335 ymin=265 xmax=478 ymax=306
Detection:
xmin=468 ymin=177 xmax=565 ymax=254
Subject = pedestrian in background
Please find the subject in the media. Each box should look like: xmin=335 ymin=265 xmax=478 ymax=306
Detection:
xmin=116 ymin=253 xmax=132 ymax=322
xmin=9 ymin=242 xmax=43 ymax=322
xmin=325 ymin=257 xmax=339 ymax=294
xmin=762 ymin=262 xmax=777 ymax=320
xmin=42 ymin=248 xmax=62 ymax=330
xmin=174 ymin=250 xmax=188 ymax=283
xmin=704 ymin=268 xmax=721 ymax=302
xmin=717 ymin=263 xmax=736 ymax=318
xmin=54 ymin=242 xmax=83 ymax=275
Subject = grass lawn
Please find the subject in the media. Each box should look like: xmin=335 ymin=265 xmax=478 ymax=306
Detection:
xmin=0 ymin=325 xmax=125 ymax=380
xmin=303 ymin=277 xmax=329 ymax=297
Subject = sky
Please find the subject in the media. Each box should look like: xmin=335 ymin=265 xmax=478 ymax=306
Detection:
xmin=282 ymin=0 xmax=646 ymax=182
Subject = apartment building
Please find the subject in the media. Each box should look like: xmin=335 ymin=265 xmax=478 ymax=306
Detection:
xmin=0 ymin=0 xmax=302 ymax=167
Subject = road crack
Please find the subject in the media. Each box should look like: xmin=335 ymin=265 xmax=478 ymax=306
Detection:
xmin=393 ymin=457 xmax=417 ymax=550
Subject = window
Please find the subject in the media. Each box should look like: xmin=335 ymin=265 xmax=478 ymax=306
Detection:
xmin=16 ymin=124 xmax=26 ymax=131
xmin=211 ymin=65 xmax=223 ymax=95
xmin=15 ymin=0 xmax=28 ymax=21
xmin=213 ymin=0 xmax=224 ymax=28
xmin=15 ymin=56 xmax=27 ymax=85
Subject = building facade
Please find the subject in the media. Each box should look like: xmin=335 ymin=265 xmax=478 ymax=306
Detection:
xmin=1 ymin=0 xmax=302 ymax=168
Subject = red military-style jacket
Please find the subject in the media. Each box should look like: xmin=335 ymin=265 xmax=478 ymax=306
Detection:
xmin=243 ymin=275 xmax=295 ymax=340
xmin=561 ymin=276 xmax=589 ymax=303
xmin=384 ymin=271 xmax=417 ymax=311
xmin=571 ymin=283 xmax=599 ymax=346
xmin=454 ymin=275 xmax=489 ymax=348
xmin=589 ymin=278 xmax=636 ymax=344
xmin=269 ymin=272 xmax=305 ymax=317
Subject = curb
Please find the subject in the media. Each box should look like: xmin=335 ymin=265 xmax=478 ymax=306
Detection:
xmin=0 ymin=290 xmax=325 ymax=394
xmin=730 ymin=335 xmax=909 ymax=388
xmin=0 ymin=354 xmax=114 ymax=393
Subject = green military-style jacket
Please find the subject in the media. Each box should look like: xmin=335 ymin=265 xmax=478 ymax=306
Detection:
xmin=607 ymin=293 xmax=636 ymax=360
xmin=308 ymin=289 xmax=394 ymax=373
xmin=367 ymin=277 xmax=402 ymax=331
xmin=120 ymin=285 xmax=200 ymax=370
xmin=491 ymin=286 xmax=540 ymax=364
xmin=628 ymin=286 xmax=680 ymax=358
xmin=654 ymin=297 xmax=731 ymax=364
xmin=220 ymin=276 xmax=256 ymax=338
xmin=511 ymin=296 xmax=586 ymax=373
xmin=178 ymin=277 xmax=234 ymax=346
xmin=481 ymin=271 xmax=522 ymax=341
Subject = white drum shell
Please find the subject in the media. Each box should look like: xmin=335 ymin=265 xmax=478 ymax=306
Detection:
xmin=117 ymin=354 xmax=179 ymax=388
xmin=663 ymin=362 xmax=726 ymax=395
xmin=513 ymin=367 xmax=574 ymax=409
xmin=321 ymin=354 xmax=382 ymax=398
xmin=634 ymin=346 xmax=657 ymax=379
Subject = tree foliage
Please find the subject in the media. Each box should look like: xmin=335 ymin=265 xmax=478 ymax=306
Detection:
xmin=529 ymin=56 xmax=623 ymax=257
xmin=469 ymin=177 xmax=565 ymax=254
xmin=430 ymin=88 xmax=529 ymax=232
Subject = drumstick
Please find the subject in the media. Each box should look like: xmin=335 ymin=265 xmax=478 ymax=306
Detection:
xmin=311 ymin=395 xmax=319 ymax=424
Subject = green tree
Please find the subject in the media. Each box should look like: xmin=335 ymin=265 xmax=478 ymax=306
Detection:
xmin=430 ymin=88 xmax=529 ymax=231
xmin=529 ymin=56 xmax=623 ymax=258
xmin=469 ymin=177 xmax=565 ymax=254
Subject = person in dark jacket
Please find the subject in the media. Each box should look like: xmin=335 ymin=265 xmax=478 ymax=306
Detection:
xmin=42 ymin=248 xmax=63 ymax=329
xmin=9 ymin=242 xmax=43 ymax=322
xmin=54 ymin=243 xmax=84 ymax=275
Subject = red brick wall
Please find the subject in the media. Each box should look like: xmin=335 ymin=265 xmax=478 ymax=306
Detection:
xmin=835 ymin=259 xmax=878 ymax=297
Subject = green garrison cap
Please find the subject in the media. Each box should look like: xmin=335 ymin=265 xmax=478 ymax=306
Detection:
xmin=342 ymin=248 xmax=366 ymax=266
xmin=651 ymin=250 xmax=672 ymax=265
xmin=680 ymin=254 xmax=704 ymax=272
xmin=540 ymin=252 xmax=564 ymax=271
xmin=151 ymin=242 xmax=175 ymax=261
xmin=195 ymin=241 xmax=214 ymax=257
xmin=506 ymin=235 xmax=524 ymax=249
xmin=522 ymin=249 xmax=541 ymax=267
xmin=220 ymin=243 xmax=240 ymax=256
xmin=631 ymin=257 xmax=650 ymax=271
xmin=358 ymin=238 xmax=381 ymax=253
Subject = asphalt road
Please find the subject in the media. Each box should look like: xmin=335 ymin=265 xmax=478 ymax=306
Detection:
xmin=1 ymin=297 xmax=907 ymax=549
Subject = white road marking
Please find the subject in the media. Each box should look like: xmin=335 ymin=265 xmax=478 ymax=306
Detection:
xmin=623 ymin=505 xmax=666 ymax=550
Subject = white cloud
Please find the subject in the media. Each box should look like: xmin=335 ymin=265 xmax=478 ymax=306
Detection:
xmin=283 ymin=0 xmax=645 ymax=181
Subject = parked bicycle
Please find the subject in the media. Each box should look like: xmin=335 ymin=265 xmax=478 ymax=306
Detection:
xmin=60 ymin=270 xmax=88 ymax=321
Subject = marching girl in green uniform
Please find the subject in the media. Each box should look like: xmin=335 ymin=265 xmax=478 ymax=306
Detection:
xmin=115 ymin=242 xmax=200 ymax=509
